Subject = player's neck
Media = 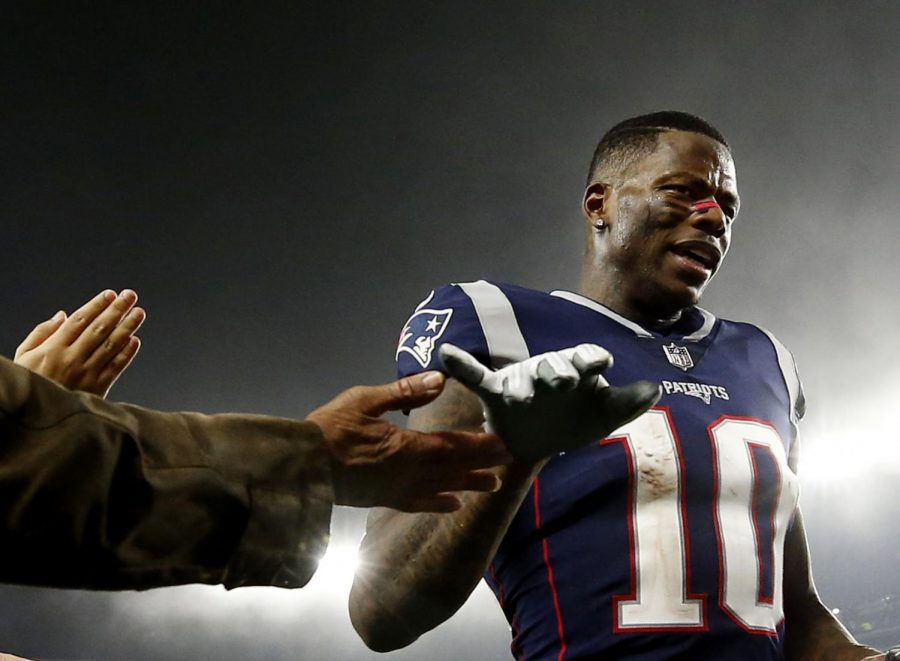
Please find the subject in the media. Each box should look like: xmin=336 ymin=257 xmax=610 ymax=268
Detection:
xmin=577 ymin=275 xmax=685 ymax=332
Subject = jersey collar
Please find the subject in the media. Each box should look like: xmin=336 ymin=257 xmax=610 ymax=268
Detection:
xmin=549 ymin=290 xmax=716 ymax=342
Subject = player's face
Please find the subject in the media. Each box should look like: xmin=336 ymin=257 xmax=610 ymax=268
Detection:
xmin=590 ymin=131 xmax=739 ymax=319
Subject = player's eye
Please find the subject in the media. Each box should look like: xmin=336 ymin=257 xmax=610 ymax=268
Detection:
xmin=663 ymin=184 xmax=692 ymax=196
xmin=718 ymin=201 xmax=738 ymax=221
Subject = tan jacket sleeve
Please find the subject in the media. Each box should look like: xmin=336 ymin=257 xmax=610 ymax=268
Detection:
xmin=0 ymin=357 xmax=333 ymax=591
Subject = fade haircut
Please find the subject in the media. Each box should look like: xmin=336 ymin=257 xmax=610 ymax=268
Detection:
xmin=586 ymin=111 xmax=730 ymax=186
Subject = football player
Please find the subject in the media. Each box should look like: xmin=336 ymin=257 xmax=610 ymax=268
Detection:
xmin=349 ymin=112 xmax=886 ymax=659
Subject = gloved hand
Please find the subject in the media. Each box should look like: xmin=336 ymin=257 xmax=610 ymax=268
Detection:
xmin=440 ymin=343 xmax=661 ymax=462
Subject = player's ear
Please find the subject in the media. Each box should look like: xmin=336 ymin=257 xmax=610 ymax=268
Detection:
xmin=582 ymin=181 xmax=611 ymax=230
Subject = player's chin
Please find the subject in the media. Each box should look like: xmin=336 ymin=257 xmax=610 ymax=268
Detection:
xmin=664 ymin=278 xmax=706 ymax=310
xmin=660 ymin=260 xmax=711 ymax=299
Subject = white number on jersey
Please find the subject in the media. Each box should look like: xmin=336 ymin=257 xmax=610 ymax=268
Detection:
xmin=603 ymin=409 xmax=799 ymax=634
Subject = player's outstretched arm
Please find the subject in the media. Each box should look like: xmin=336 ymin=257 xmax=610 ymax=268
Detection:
xmin=14 ymin=289 xmax=145 ymax=398
xmin=350 ymin=377 xmax=545 ymax=652
xmin=783 ymin=509 xmax=883 ymax=660
xmin=350 ymin=344 xmax=660 ymax=652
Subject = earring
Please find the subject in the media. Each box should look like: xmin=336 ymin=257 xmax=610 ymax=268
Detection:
xmin=594 ymin=219 xmax=606 ymax=230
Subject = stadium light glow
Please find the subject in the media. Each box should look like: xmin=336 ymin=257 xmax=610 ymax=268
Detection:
xmin=304 ymin=541 xmax=360 ymax=596
xmin=104 ymin=541 xmax=364 ymax=630
xmin=799 ymin=394 xmax=900 ymax=485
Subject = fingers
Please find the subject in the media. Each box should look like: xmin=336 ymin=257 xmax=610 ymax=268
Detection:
xmin=570 ymin=343 xmax=613 ymax=377
xmin=432 ymin=468 xmax=502 ymax=493
xmin=345 ymin=371 xmax=447 ymax=417
xmin=596 ymin=380 xmax=662 ymax=429
xmin=440 ymin=344 xmax=494 ymax=395
xmin=17 ymin=289 xmax=146 ymax=398
xmin=405 ymin=428 xmax=513 ymax=469
xmin=54 ymin=290 xmax=118 ymax=346
xmin=535 ymin=353 xmax=579 ymax=391
xmin=568 ymin=344 xmax=614 ymax=393
xmin=94 ymin=336 xmax=142 ymax=397
xmin=399 ymin=493 xmax=462 ymax=513
xmin=502 ymin=363 xmax=536 ymax=403
xmin=71 ymin=289 xmax=142 ymax=359
xmin=396 ymin=468 xmax=504 ymax=513
xmin=389 ymin=467 xmax=502 ymax=513
xmin=393 ymin=468 xmax=504 ymax=512
xmin=82 ymin=302 xmax=146 ymax=372
xmin=15 ymin=310 xmax=66 ymax=358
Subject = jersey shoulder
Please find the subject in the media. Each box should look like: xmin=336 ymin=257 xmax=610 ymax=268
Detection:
xmin=717 ymin=316 xmax=805 ymax=423
xmin=394 ymin=280 xmax=555 ymax=377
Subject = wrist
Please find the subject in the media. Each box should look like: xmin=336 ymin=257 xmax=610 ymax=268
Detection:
xmin=304 ymin=415 xmax=351 ymax=506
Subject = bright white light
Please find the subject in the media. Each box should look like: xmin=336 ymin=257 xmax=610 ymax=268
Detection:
xmin=800 ymin=442 xmax=874 ymax=484
xmin=304 ymin=542 xmax=360 ymax=596
xmin=800 ymin=390 xmax=900 ymax=485
xmin=108 ymin=541 xmax=363 ymax=629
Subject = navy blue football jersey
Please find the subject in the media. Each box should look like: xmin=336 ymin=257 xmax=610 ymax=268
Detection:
xmin=395 ymin=281 xmax=804 ymax=661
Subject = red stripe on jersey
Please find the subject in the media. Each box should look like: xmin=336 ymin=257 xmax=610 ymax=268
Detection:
xmin=489 ymin=562 xmax=524 ymax=660
xmin=533 ymin=476 xmax=568 ymax=661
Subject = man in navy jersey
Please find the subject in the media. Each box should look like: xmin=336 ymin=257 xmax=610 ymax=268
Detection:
xmin=349 ymin=112 xmax=885 ymax=660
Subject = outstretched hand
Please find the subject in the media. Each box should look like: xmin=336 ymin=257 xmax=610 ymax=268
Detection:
xmin=306 ymin=371 xmax=513 ymax=513
xmin=440 ymin=343 xmax=661 ymax=462
xmin=15 ymin=289 xmax=145 ymax=398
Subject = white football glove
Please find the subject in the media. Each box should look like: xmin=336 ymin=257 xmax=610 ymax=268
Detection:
xmin=440 ymin=343 xmax=661 ymax=462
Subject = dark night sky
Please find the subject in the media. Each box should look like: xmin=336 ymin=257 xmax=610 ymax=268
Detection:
xmin=1 ymin=2 xmax=899 ymax=659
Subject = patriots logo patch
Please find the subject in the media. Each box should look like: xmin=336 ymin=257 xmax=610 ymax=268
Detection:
xmin=684 ymin=389 xmax=712 ymax=405
xmin=661 ymin=379 xmax=730 ymax=404
xmin=396 ymin=308 xmax=454 ymax=368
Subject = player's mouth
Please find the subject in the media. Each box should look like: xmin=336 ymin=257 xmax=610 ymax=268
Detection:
xmin=668 ymin=240 xmax=722 ymax=278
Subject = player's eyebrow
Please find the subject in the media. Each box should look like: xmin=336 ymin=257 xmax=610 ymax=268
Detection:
xmin=654 ymin=171 xmax=715 ymax=187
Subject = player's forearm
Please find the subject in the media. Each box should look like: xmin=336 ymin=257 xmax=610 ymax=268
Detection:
xmin=783 ymin=512 xmax=880 ymax=660
xmin=350 ymin=378 xmax=542 ymax=651
xmin=350 ymin=459 xmax=541 ymax=652
xmin=785 ymin=598 xmax=880 ymax=660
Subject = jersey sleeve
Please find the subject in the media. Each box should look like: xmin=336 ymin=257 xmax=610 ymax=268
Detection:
xmin=395 ymin=284 xmax=491 ymax=379
xmin=759 ymin=327 xmax=805 ymax=473
xmin=395 ymin=280 xmax=537 ymax=378
xmin=759 ymin=328 xmax=805 ymax=426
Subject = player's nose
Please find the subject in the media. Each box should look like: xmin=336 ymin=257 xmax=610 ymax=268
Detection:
xmin=689 ymin=198 xmax=727 ymax=239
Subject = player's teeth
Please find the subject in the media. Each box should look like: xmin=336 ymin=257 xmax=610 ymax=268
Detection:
xmin=688 ymin=251 xmax=708 ymax=266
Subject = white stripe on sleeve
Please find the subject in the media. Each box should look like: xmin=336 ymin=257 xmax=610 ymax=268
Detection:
xmin=456 ymin=280 xmax=531 ymax=368
xmin=759 ymin=327 xmax=804 ymax=426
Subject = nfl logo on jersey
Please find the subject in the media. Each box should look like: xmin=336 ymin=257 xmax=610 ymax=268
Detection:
xmin=662 ymin=342 xmax=694 ymax=371
xmin=396 ymin=308 xmax=454 ymax=368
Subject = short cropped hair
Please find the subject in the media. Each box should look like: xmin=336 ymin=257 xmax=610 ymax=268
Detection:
xmin=586 ymin=111 xmax=730 ymax=186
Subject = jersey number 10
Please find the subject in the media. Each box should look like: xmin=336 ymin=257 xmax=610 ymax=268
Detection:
xmin=602 ymin=408 xmax=798 ymax=635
